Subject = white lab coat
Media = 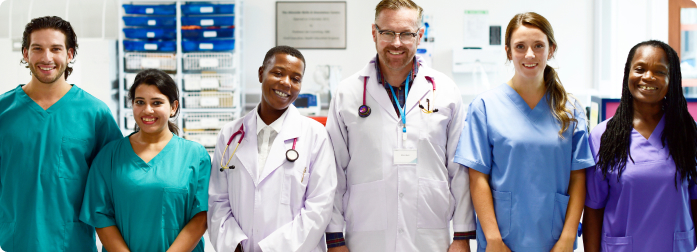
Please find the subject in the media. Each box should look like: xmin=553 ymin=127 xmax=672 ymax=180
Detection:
xmin=208 ymin=105 xmax=337 ymax=252
xmin=325 ymin=57 xmax=476 ymax=251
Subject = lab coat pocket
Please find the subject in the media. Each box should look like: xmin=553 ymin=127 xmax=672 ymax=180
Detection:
xmin=491 ymin=189 xmax=511 ymax=238
xmin=602 ymin=235 xmax=632 ymax=252
xmin=0 ymin=221 xmax=14 ymax=251
xmin=59 ymin=137 xmax=90 ymax=180
xmin=552 ymin=193 xmax=570 ymax=240
xmin=417 ymin=178 xmax=449 ymax=229
xmin=162 ymin=187 xmax=188 ymax=230
xmin=347 ymin=180 xmax=386 ymax=232
xmin=674 ymin=227 xmax=696 ymax=252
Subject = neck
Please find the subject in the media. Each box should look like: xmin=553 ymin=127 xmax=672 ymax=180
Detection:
xmin=133 ymin=128 xmax=173 ymax=145
xmin=23 ymin=77 xmax=71 ymax=101
xmin=259 ymin=103 xmax=286 ymax=126
xmin=508 ymin=73 xmax=546 ymax=97
xmin=379 ymin=58 xmax=413 ymax=88
xmin=633 ymin=100 xmax=664 ymax=123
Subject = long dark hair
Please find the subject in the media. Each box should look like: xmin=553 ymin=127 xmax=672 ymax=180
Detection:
xmin=20 ymin=16 xmax=79 ymax=80
xmin=505 ymin=12 xmax=577 ymax=138
xmin=128 ymin=69 xmax=180 ymax=135
xmin=596 ymin=40 xmax=697 ymax=185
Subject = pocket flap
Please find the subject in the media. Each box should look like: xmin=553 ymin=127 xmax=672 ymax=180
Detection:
xmin=603 ymin=235 xmax=631 ymax=245
xmin=492 ymin=189 xmax=511 ymax=201
xmin=555 ymin=192 xmax=570 ymax=204
xmin=675 ymin=227 xmax=695 ymax=240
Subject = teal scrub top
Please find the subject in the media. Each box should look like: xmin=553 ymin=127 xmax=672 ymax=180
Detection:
xmin=79 ymin=133 xmax=211 ymax=252
xmin=454 ymin=84 xmax=595 ymax=251
xmin=0 ymin=85 xmax=123 ymax=252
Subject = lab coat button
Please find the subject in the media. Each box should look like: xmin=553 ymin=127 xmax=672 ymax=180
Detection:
xmin=399 ymin=193 xmax=404 ymax=198
xmin=399 ymin=228 xmax=404 ymax=233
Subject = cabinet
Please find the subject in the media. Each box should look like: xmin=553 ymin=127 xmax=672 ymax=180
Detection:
xmin=118 ymin=0 xmax=244 ymax=156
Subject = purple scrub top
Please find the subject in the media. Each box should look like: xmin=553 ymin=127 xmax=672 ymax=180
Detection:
xmin=586 ymin=116 xmax=697 ymax=251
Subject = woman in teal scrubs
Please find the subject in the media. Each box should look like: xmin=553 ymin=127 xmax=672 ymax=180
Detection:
xmin=80 ymin=69 xmax=211 ymax=252
xmin=454 ymin=12 xmax=595 ymax=251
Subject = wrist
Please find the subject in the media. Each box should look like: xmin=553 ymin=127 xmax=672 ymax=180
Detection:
xmin=485 ymin=234 xmax=503 ymax=243
xmin=559 ymin=232 xmax=576 ymax=243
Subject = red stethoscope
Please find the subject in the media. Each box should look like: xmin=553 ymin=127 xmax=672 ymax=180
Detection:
xmin=219 ymin=124 xmax=299 ymax=172
xmin=358 ymin=75 xmax=438 ymax=118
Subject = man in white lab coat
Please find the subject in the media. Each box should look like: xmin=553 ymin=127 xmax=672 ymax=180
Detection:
xmin=324 ymin=0 xmax=476 ymax=251
xmin=208 ymin=46 xmax=337 ymax=252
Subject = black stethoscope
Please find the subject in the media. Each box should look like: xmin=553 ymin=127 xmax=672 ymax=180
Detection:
xmin=219 ymin=124 xmax=299 ymax=172
xmin=358 ymin=75 xmax=438 ymax=118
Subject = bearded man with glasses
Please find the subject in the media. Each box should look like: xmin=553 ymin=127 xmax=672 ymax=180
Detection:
xmin=324 ymin=0 xmax=476 ymax=251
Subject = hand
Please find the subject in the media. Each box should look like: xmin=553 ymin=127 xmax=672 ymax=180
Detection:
xmin=328 ymin=245 xmax=349 ymax=252
xmin=448 ymin=240 xmax=471 ymax=252
xmin=485 ymin=238 xmax=511 ymax=252
xmin=550 ymin=238 xmax=574 ymax=252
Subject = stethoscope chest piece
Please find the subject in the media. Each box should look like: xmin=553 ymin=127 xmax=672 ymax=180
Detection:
xmin=286 ymin=149 xmax=299 ymax=162
xmin=358 ymin=105 xmax=371 ymax=118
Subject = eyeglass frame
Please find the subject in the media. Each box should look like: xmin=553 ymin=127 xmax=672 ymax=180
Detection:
xmin=374 ymin=24 xmax=421 ymax=44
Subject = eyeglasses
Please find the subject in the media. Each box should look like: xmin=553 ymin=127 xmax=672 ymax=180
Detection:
xmin=375 ymin=25 xmax=419 ymax=44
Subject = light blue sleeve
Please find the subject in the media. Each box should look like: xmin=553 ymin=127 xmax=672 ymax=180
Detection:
xmin=570 ymin=102 xmax=596 ymax=171
xmin=79 ymin=143 xmax=117 ymax=228
xmin=190 ymin=145 xmax=211 ymax=217
xmin=454 ymin=99 xmax=492 ymax=175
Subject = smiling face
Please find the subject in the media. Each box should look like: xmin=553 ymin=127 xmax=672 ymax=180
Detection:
xmin=258 ymin=53 xmax=304 ymax=113
xmin=132 ymin=84 xmax=178 ymax=135
xmin=23 ymin=29 xmax=74 ymax=85
xmin=373 ymin=8 xmax=423 ymax=73
xmin=506 ymin=25 xmax=554 ymax=82
xmin=627 ymin=46 xmax=670 ymax=107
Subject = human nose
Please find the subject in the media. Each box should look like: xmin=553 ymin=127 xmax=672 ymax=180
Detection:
xmin=390 ymin=35 xmax=403 ymax=47
xmin=642 ymin=71 xmax=657 ymax=81
xmin=525 ymin=47 xmax=535 ymax=59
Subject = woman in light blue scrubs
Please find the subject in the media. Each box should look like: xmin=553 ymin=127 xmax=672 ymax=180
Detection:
xmin=454 ymin=12 xmax=595 ymax=251
xmin=80 ymin=69 xmax=211 ymax=252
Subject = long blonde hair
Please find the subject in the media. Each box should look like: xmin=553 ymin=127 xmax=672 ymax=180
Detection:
xmin=505 ymin=12 xmax=577 ymax=138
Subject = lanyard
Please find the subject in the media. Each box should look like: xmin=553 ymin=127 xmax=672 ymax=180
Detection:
xmin=386 ymin=70 xmax=411 ymax=141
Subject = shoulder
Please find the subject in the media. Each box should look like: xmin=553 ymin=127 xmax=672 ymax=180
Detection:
xmin=94 ymin=136 xmax=127 ymax=161
xmin=176 ymin=135 xmax=209 ymax=157
xmin=590 ymin=119 xmax=610 ymax=142
xmin=0 ymin=87 xmax=18 ymax=109
xmin=72 ymin=86 xmax=112 ymax=114
xmin=468 ymin=85 xmax=507 ymax=113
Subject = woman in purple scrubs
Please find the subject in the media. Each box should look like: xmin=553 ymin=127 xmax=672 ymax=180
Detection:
xmin=582 ymin=40 xmax=697 ymax=251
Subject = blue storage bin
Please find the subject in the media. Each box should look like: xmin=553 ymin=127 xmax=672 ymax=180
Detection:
xmin=123 ymin=28 xmax=176 ymax=39
xmin=182 ymin=28 xmax=234 ymax=39
xmin=181 ymin=4 xmax=234 ymax=15
xmin=124 ymin=40 xmax=176 ymax=52
xmin=182 ymin=39 xmax=235 ymax=52
xmin=123 ymin=4 xmax=176 ymax=15
xmin=123 ymin=16 xmax=176 ymax=27
xmin=182 ymin=16 xmax=234 ymax=27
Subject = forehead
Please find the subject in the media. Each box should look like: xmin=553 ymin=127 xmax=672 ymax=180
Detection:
xmin=375 ymin=8 xmax=418 ymax=30
xmin=29 ymin=29 xmax=67 ymax=46
xmin=632 ymin=46 xmax=668 ymax=66
xmin=510 ymin=25 xmax=548 ymax=43
xmin=135 ymin=84 xmax=167 ymax=98
xmin=268 ymin=53 xmax=304 ymax=72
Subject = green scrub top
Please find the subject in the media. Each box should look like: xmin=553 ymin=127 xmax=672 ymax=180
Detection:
xmin=79 ymin=133 xmax=211 ymax=252
xmin=0 ymin=85 xmax=123 ymax=252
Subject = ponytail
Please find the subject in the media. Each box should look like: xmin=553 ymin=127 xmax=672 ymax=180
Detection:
xmin=544 ymin=65 xmax=577 ymax=138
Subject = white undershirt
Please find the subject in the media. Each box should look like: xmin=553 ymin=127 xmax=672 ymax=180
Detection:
xmin=255 ymin=106 xmax=288 ymax=180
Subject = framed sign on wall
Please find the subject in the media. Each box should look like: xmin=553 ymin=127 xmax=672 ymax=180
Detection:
xmin=276 ymin=1 xmax=347 ymax=49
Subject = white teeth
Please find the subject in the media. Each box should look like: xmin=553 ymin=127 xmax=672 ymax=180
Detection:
xmin=39 ymin=67 xmax=54 ymax=71
xmin=523 ymin=63 xmax=537 ymax=67
xmin=142 ymin=118 xmax=156 ymax=122
xmin=274 ymin=90 xmax=289 ymax=97
xmin=639 ymin=86 xmax=657 ymax=91
xmin=388 ymin=51 xmax=403 ymax=55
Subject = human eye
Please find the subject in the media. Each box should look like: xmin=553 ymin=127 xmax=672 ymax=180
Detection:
xmin=382 ymin=31 xmax=395 ymax=36
xmin=535 ymin=44 xmax=545 ymax=49
xmin=515 ymin=44 xmax=524 ymax=49
xmin=153 ymin=101 xmax=163 ymax=105
xmin=134 ymin=100 xmax=145 ymax=105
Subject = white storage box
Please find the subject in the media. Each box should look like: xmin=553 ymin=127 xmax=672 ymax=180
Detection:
xmin=183 ymin=73 xmax=237 ymax=91
xmin=183 ymin=112 xmax=235 ymax=130
xmin=125 ymin=73 xmax=176 ymax=90
xmin=125 ymin=52 xmax=176 ymax=71
xmin=183 ymin=92 xmax=236 ymax=108
xmin=183 ymin=52 xmax=234 ymax=70
xmin=184 ymin=131 xmax=218 ymax=148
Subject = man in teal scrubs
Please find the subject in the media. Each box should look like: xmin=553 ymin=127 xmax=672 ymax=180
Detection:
xmin=0 ymin=16 xmax=122 ymax=251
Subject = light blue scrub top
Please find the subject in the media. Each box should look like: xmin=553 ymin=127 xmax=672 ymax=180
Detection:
xmin=79 ymin=133 xmax=210 ymax=252
xmin=0 ymin=85 xmax=123 ymax=252
xmin=454 ymin=84 xmax=595 ymax=251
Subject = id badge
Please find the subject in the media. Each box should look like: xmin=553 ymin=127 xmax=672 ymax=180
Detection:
xmin=394 ymin=149 xmax=418 ymax=164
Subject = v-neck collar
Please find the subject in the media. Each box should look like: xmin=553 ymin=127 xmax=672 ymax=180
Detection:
xmin=16 ymin=84 xmax=77 ymax=115
xmin=126 ymin=132 xmax=178 ymax=169
xmin=635 ymin=115 xmax=666 ymax=150
xmin=501 ymin=83 xmax=549 ymax=121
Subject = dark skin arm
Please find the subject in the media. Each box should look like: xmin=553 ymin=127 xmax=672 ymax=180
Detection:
xmin=582 ymin=207 xmax=604 ymax=252
xmin=96 ymin=226 xmax=130 ymax=252
xmin=166 ymin=212 xmax=208 ymax=252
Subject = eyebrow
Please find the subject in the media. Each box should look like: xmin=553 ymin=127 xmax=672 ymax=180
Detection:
xmin=30 ymin=44 xmax=65 ymax=48
xmin=134 ymin=97 xmax=165 ymax=100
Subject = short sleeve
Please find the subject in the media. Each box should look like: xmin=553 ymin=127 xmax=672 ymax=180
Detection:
xmin=92 ymin=107 xmax=123 ymax=163
xmin=585 ymin=130 xmax=609 ymax=209
xmin=454 ymin=99 xmax=492 ymax=175
xmin=79 ymin=145 xmax=117 ymax=228
xmin=570 ymin=102 xmax=596 ymax=170
xmin=190 ymin=145 xmax=211 ymax=216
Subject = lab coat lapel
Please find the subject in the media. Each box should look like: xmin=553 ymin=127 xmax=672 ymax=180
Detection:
xmin=258 ymin=106 xmax=302 ymax=183
xmin=404 ymin=69 xmax=431 ymax=115
xmin=363 ymin=61 xmax=399 ymax=121
xmin=235 ymin=112 xmax=260 ymax=186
